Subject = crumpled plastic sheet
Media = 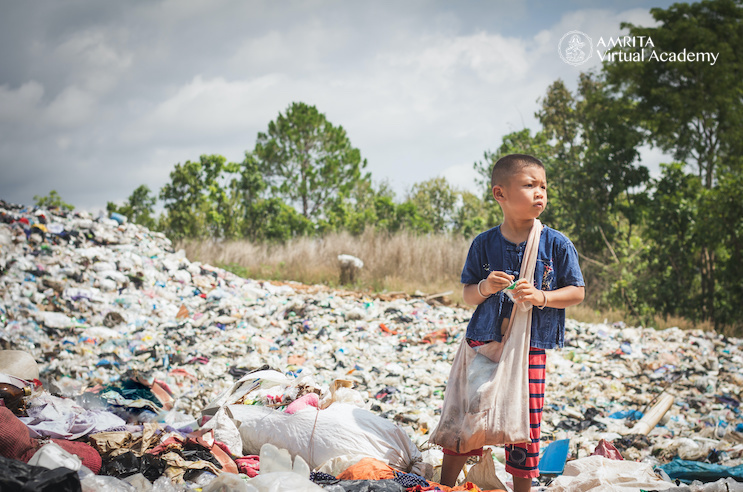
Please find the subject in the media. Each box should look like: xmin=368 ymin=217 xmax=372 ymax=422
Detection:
xmin=2 ymin=199 xmax=743 ymax=489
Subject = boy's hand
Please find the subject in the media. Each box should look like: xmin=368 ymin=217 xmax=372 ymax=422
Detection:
xmin=483 ymin=271 xmax=515 ymax=295
xmin=512 ymin=278 xmax=541 ymax=304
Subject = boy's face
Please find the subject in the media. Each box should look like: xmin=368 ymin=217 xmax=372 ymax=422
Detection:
xmin=492 ymin=165 xmax=547 ymax=220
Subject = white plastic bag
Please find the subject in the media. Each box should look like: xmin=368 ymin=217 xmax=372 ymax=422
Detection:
xmin=27 ymin=441 xmax=82 ymax=471
xmin=547 ymin=455 xmax=676 ymax=491
xmin=233 ymin=402 xmax=424 ymax=476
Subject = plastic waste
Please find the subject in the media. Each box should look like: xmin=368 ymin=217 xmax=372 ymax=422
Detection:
xmin=3 ymin=199 xmax=743 ymax=488
xmin=259 ymin=442 xmax=310 ymax=478
xmin=657 ymin=458 xmax=743 ymax=483
xmin=235 ymin=403 xmax=425 ymax=476
xmin=464 ymin=453 xmax=507 ymax=490
xmin=28 ymin=441 xmax=83 ymax=471
xmin=81 ymin=474 xmax=137 ymax=492
xmin=246 ymin=472 xmax=323 ymax=492
xmin=547 ymin=455 xmax=676 ymax=491
xmin=151 ymin=475 xmax=180 ymax=492
xmin=0 ymin=455 xmax=81 ymax=492
xmin=123 ymin=473 xmax=154 ymax=491
xmin=539 ymin=439 xmax=570 ymax=474
xmin=202 ymin=472 xmax=252 ymax=492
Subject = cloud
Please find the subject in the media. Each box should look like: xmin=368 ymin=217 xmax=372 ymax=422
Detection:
xmin=123 ymin=74 xmax=290 ymax=145
xmin=0 ymin=1 xmax=676 ymax=211
xmin=0 ymin=81 xmax=44 ymax=124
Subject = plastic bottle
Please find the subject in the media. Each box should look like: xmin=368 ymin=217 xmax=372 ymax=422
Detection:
xmin=0 ymin=383 xmax=31 ymax=414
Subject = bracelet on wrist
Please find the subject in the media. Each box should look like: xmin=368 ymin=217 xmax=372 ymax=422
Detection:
xmin=538 ymin=290 xmax=548 ymax=310
xmin=477 ymin=279 xmax=490 ymax=298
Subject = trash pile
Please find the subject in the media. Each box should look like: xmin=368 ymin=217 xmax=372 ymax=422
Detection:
xmin=1 ymin=199 xmax=742 ymax=491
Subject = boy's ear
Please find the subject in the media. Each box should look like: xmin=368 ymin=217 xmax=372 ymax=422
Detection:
xmin=492 ymin=185 xmax=505 ymax=202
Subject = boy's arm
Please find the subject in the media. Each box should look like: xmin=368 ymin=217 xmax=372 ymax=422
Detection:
xmin=511 ymin=280 xmax=584 ymax=309
xmin=463 ymin=271 xmax=515 ymax=306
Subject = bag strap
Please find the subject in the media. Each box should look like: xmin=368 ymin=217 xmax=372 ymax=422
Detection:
xmin=501 ymin=219 xmax=543 ymax=344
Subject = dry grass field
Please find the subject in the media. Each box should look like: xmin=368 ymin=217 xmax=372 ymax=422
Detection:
xmin=178 ymin=229 xmax=469 ymax=299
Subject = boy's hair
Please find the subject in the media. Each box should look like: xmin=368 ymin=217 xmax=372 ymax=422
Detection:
xmin=491 ymin=154 xmax=544 ymax=188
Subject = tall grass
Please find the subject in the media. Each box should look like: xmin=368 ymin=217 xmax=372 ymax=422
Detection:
xmin=177 ymin=229 xmax=471 ymax=300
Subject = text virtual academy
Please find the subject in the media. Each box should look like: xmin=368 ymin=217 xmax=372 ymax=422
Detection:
xmin=597 ymin=36 xmax=719 ymax=65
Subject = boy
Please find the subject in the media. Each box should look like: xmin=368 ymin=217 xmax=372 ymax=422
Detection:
xmin=439 ymin=154 xmax=585 ymax=491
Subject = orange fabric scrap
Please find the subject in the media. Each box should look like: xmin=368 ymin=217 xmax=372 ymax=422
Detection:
xmin=379 ymin=323 xmax=398 ymax=335
xmin=421 ymin=329 xmax=448 ymax=344
xmin=336 ymin=457 xmax=504 ymax=492
xmin=176 ymin=304 xmax=189 ymax=319
xmin=287 ymin=355 xmax=306 ymax=365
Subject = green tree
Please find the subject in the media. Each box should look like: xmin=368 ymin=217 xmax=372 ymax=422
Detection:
xmin=604 ymin=0 xmax=743 ymax=189
xmin=247 ymin=198 xmax=313 ymax=242
xmin=159 ymin=154 xmax=235 ymax=239
xmin=452 ymin=190 xmax=488 ymax=238
xmin=536 ymin=76 xmax=647 ymax=255
xmin=407 ymin=177 xmax=458 ymax=233
xmin=107 ymin=185 xmax=157 ymax=229
xmin=253 ymin=102 xmax=370 ymax=220
xmin=392 ymin=201 xmax=431 ymax=233
xmin=317 ymin=180 xmax=395 ymax=235
xmin=33 ymin=190 xmax=74 ymax=211
xmin=604 ymin=0 xmax=743 ymax=325
xmin=636 ymin=164 xmax=703 ymax=321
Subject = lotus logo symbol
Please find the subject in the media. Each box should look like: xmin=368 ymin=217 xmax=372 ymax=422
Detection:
xmin=558 ymin=30 xmax=593 ymax=66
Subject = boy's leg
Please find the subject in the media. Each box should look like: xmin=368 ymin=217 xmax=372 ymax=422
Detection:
xmin=440 ymin=448 xmax=483 ymax=487
xmin=505 ymin=347 xmax=546 ymax=489
xmin=440 ymin=453 xmax=468 ymax=487
xmin=512 ymin=476 xmax=532 ymax=492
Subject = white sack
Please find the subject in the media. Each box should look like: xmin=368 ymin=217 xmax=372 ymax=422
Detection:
xmin=547 ymin=455 xmax=676 ymax=491
xmin=200 ymin=406 xmax=243 ymax=456
xmin=233 ymin=403 xmax=424 ymax=476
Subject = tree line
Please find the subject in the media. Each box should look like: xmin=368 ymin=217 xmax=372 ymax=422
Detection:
xmin=36 ymin=0 xmax=743 ymax=332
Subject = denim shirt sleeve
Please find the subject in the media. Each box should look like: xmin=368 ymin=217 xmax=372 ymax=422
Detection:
xmin=461 ymin=235 xmax=484 ymax=285
xmin=554 ymin=234 xmax=585 ymax=289
xmin=530 ymin=229 xmax=585 ymax=349
xmin=461 ymin=228 xmax=506 ymax=342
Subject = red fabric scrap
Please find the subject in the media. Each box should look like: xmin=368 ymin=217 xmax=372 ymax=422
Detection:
xmin=235 ymin=455 xmax=260 ymax=477
xmin=592 ymin=438 xmax=624 ymax=460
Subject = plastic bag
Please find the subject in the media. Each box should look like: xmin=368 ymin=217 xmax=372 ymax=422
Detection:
xmin=234 ymin=403 xmax=424 ymax=476
xmin=0 ymin=455 xmax=82 ymax=492
xmin=465 ymin=453 xmax=507 ymax=490
xmin=28 ymin=441 xmax=83 ymax=471
xmin=548 ymin=455 xmax=675 ymax=491
xmin=246 ymin=472 xmax=324 ymax=492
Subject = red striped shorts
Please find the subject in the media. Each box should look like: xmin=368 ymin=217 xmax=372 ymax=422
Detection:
xmin=442 ymin=344 xmax=546 ymax=479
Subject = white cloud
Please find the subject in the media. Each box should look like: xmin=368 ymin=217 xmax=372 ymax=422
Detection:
xmin=123 ymin=73 xmax=291 ymax=144
xmin=440 ymin=162 xmax=481 ymax=194
xmin=44 ymin=85 xmax=98 ymax=127
xmin=0 ymin=81 xmax=44 ymax=123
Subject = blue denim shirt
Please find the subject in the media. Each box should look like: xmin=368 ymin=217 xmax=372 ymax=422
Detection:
xmin=461 ymin=225 xmax=584 ymax=349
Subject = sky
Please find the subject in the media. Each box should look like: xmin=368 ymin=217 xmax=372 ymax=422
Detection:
xmin=0 ymin=0 xmax=683 ymax=213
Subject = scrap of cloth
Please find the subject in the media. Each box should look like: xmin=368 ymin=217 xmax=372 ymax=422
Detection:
xmin=19 ymin=393 xmax=125 ymax=439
